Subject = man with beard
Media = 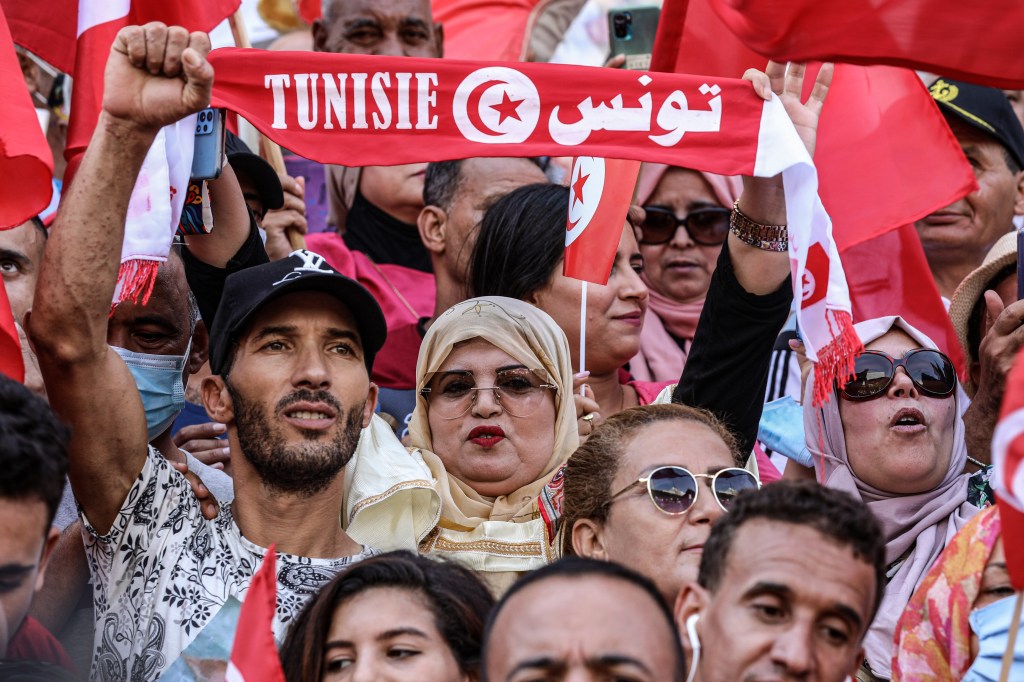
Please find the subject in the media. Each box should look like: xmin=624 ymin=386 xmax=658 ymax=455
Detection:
xmin=29 ymin=24 xmax=410 ymax=680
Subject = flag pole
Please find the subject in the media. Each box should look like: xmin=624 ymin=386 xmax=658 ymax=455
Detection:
xmin=228 ymin=10 xmax=306 ymax=251
xmin=999 ymin=591 xmax=1023 ymax=681
xmin=579 ymin=280 xmax=588 ymax=394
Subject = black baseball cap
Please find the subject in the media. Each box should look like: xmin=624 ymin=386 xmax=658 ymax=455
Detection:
xmin=208 ymin=250 xmax=387 ymax=375
xmin=225 ymin=132 xmax=285 ymax=211
xmin=929 ymin=77 xmax=1024 ymax=171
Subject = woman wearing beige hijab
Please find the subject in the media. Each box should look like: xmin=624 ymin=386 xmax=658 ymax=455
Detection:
xmin=410 ymin=296 xmax=579 ymax=593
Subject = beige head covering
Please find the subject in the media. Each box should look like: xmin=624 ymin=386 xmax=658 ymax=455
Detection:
xmin=410 ymin=297 xmax=579 ymax=527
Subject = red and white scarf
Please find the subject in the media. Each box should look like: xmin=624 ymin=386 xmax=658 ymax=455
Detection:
xmin=209 ymin=48 xmax=860 ymax=400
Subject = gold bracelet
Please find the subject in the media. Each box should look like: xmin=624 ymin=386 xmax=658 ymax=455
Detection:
xmin=730 ymin=200 xmax=788 ymax=252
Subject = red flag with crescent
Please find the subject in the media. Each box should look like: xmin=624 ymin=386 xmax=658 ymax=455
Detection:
xmin=991 ymin=348 xmax=1024 ymax=589
xmin=563 ymin=157 xmax=641 ymax=284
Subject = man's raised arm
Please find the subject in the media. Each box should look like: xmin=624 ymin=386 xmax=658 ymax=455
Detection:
xmin=29 ymin=24 xmax=213 ymax=534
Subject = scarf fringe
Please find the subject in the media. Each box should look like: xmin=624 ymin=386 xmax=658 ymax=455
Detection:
xmin=811 ymin=309 xmax=863 ymax=408
xmin=115 ymin=258 xmax=160 ymax=308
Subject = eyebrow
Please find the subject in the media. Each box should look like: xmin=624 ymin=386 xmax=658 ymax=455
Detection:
xmin=0 ymin=564 xmax=34 ymax=579
xmin=437 ymin=364 xmax=528 ymax=375
xmin=507 ymin=654 xmax=652 ymax=678
xmin=744 ymin=581 xmax=864 ymax=632
xmin=0 ymin=247 xmax=30 ymax=264
xmin=324 ymin=627 xmax=430 ymax=650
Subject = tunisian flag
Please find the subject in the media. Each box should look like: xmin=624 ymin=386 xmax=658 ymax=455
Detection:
xmin=0 ymin=278 xmax=23 ymax=383
xmin=563 ymin=157 xmax=641 ymax=283
xmin=705 ymin=0 xmax=1024 ymax=90
xmin=434 ymin=0 xmax=542 ymax=61
xmin=226 ymin=546 xmax=286 ymax=682
xmin=0 ymin=4 xmax=52 ymax=229
xmin=990 ymin=349 xmax=1024 ymax=589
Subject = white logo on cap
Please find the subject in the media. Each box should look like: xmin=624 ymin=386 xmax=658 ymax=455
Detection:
xmin=273 ymin=249 xmax=331 ymax=286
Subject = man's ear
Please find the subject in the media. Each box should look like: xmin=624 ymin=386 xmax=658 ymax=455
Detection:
xmin=1013 ymin=168 xmax=1024 ymax=216
xmin=187 ymin=320 xmax=209 ymax=375
xmin=571 ymin=518 xmax=609 ymax=560
xmin=433 ymin=23 xmax=444 ymax=58
xmin=33 ymin=526 xmax=61 ymax=593
xmin=675 ymin=582 xmax=709 ymax=646
xmin=311 ymin=19 xmax=328 ymax=53
xmin=362 ymin=382 xmax=379 ymax=428
xmin=202 ymin=375 xmax=234 ymax=425
xmin=417 ymin=206 xmax=448 ymax=255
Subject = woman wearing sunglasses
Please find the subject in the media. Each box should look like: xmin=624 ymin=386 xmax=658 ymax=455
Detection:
xmin=559 ymin=403 xmax=759 ymax=604
xmin=630 ymin=165 xmax=743 ymax=384
xmin=805 ymin=316 xmax=979 ymax=682
xmin=410 ymin=296 xmax=579 ymax=593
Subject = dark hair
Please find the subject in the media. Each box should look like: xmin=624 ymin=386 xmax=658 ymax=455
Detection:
xmin=481 ymin=556 xmax=685 ymax=682
xmin=469 ymin=183 xmax=568 ymax=300
xmin=1005 ymin=148 xmax=1023 ymax=175
xmin=30 ymin=216 xmax=47 ymax=239
xmin=698 ymin=481 xmax=887 ymax=620
xmin=0 ymin=375 xmax=69 ymax=528
xmin=560 ymin=404 xmax=743 ymax=557
xmin=423 ymin=160 xmax=464 ymax=210
xmin=967 ymin=262 xmax=1016 ymax=362
xmin=279 ymin=551 xmax=495 ymax=680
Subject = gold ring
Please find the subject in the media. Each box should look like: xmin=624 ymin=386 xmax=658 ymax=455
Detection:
xmin=582 ymin=413 xmax=596 ymax=423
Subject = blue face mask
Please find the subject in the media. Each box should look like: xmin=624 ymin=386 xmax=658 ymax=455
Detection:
xmin=963 ymin=595 xmax=1024 ymax=682
xmin=112 ymin=342 xmax=189 ymax=441
xmin=758 ymin=395 xmax=812 ymax=467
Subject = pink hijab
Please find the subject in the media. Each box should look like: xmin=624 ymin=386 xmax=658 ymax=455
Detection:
xmin=804 ymin=316 xmax=978 ymax=679
xmin=630 ymin=163 xmax=743 ymax=383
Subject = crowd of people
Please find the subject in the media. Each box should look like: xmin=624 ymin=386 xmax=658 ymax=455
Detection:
xmin=3 ymin=1 xmax=1024 ymax=681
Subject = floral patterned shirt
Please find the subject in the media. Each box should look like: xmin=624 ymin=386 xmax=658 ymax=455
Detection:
xmin=82 ymin=447 xmax=377 ymax=681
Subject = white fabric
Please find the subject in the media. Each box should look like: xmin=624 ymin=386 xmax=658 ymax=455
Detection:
xmin=77 ymin=0 xmax=129 ymax=36
xmin=83 ymin=447 xmax=378 ymax=680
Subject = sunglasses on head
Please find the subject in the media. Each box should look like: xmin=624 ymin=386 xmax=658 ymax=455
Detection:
xmin=838 ymin=349 xmax=956 ymax=401
xmin=609 ymin=466 xmax=760 ymax=515
xmin=639 ymin=206 xmax=732 ymax=246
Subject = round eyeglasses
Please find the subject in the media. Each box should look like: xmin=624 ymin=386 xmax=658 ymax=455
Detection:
xmin=419 ymin=368 xmax=558 ymax=419
xmin=609 ymin=465 xmax=760 ymax=514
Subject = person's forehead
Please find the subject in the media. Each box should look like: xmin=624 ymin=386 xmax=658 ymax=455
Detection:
xmin=0 ymin=220 xmax=45 ymax=261
xmin=112 ymin=260 xmax=190 ymax=325
xmin=457 ymin=158 xmax=547 ymax=199
xmin=864 ymin=328 xmax=918 ymax=355
xmin=242 ymin=290 xmax=361 ymax=338
xmin=946 ymin=116 xmax=1008 ymax=156
xmin=720 ymin=520 xmax=875 ymax=616
xmin=329 ymin=0 xmax=432 ymax=22
xmin=492 ymin=575 xmax=673 ymax=661
xmin=615 ymin=420 xmax=734 ymax=484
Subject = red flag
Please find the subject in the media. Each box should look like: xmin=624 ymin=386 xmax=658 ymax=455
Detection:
xmin=563 ymin=157 xmax=641 ymax=284
xmin=0 ymin=278 xmax=24 ymax=383
xmin=650 ymin=0 xmax=763 ymax=76
xmin=705 ymin=0 xmax=1024 ymax=90
xmin=297 ymin=0 xmax=321 ymax=25
xmin=227 ymin=545 xmax=286 ymax=682
xmin=990 ymin=348 xmax=1024 ymax=589
xmin=433 ymin=0 xmax=541 ymax=61
xmin=841 ymin=224 xmax=966 ymax=376
xmin=0 ymin=4 xmax=53 ymax=228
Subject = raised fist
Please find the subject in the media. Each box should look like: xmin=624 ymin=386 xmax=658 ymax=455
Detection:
xmin=102 ymin=22 xmax=214 ymax=133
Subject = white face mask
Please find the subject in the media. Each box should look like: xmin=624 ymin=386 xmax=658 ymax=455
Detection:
xmin=963 ymin=595 xmax=1024 ymax=682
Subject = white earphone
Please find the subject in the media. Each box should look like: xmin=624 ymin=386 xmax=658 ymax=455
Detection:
xmin=685 ymin=613 xmax=701 ymax=682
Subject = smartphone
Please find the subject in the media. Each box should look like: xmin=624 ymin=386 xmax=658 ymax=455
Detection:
xmin=191 ymin=108 xmax=226 ymax=180
xmin=608 ymin=7 xmax=661 ymax=71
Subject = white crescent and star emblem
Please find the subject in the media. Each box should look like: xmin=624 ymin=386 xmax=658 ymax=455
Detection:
xmin=453 ymin=67 xmax=541 ymax=144
xmin=801 ymin=270 xmax=816 ymax=302
xmin=565 ymin=157 xmax=606 ymax=247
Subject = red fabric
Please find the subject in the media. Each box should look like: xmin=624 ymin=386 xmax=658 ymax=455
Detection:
xmin=842 ymin=224 xmax=966 ymax=377
xmin=992 ymin=346 xmax=1024 ymax=589
xmin=306 ymin=232 xmax=433 ymax=389
xmin=706 ymin=0 xmax=1024 ymax=90
xmin=433 ymin=0 xmax=539 ymax=61
xmin=651 ymin=0 xmax=977 ymax=251
xmin=229 ymin=546 xmax=286 ymax=682
xmin=0 ymin=4 xmax=53 ymax=228
xmin=208 ymin=48 xmax=766 ymax=170
xmin=0 ymin=277 xmax=23 ymax=382
xmin=6 ymin=617 xmax=75 ymax=672
xmin=563 ymin=157 xmax=640 ymax=284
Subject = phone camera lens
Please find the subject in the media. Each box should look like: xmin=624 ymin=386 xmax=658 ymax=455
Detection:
xmin=612 ymin=12 xmax=631 ymax=39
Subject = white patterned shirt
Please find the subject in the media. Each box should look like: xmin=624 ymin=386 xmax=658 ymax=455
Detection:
xmin=82 ymin=447 xmax=377 ymax=681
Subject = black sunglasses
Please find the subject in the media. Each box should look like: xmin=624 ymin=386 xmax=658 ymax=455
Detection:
xmin=639 ymin=206 xmax=732 ymax=246
xmin=838 ymin=349 xmax=957 ymax=401
xmin=609 ymin=466 xmax=760 ymax=514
